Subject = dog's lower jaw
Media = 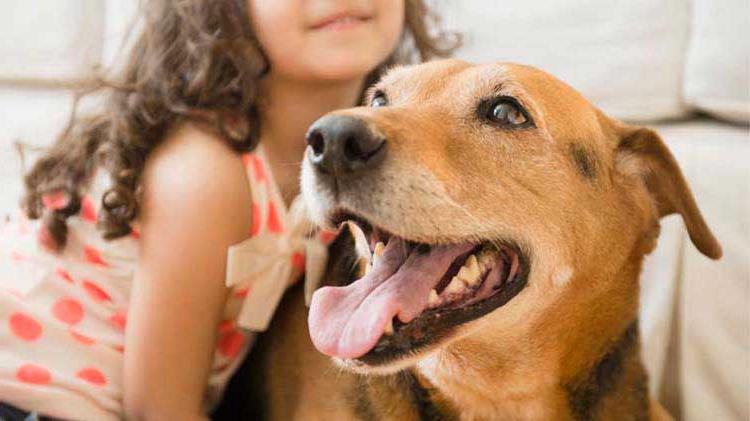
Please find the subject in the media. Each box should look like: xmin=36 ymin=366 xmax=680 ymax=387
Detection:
xmin=333 ymin=355 xmax=419 ymax=376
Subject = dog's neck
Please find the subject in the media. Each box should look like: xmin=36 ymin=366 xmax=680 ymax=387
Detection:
xmin=410 ymin=254 xmax=651 ymax=421
xmin=410 ymin=319 xmax=647 ymax=420
xmin=562 ymin=321 xmax=649 ymax=419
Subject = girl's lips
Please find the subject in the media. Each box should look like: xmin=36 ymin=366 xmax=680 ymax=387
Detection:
xmin=309 ymin=12 xmax=372 ymax=31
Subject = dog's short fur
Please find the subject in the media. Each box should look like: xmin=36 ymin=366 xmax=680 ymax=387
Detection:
xmin=217 ymin=60 xmax=721 ymax=421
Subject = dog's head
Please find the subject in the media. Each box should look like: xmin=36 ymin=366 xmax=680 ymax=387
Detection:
xmin=302 ymin=60 xmax=721 ymax=375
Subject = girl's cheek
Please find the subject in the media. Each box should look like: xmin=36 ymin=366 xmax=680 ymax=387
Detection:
xmin=247 ymin=0 xmax=310 ymax=75
xmin=378 ymin=0 xmax=406 ymax=29
xmin=375 ymin=0 xmax=405 ymax=52
xmin=246 ymin=0 xmax=304 ymax=58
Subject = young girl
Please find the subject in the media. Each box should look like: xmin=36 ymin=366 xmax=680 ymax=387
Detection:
xmin=0 ymin=1 xmax=455 ymax=420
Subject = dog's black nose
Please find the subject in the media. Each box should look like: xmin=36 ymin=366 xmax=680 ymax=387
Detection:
xmin=306 ymin=115 xmax=386 ymax=176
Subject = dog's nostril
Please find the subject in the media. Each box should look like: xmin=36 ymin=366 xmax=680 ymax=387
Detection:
xmin=307 ymin=130 xmax=325 ymax=156
xmin=344 ymin=134 xmax=385 ymax=164
xmin=343 ymin=136 xmax=362 ymax=162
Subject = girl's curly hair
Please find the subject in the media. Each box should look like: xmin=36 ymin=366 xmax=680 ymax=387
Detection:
xmin=21 ymin=0 xmax=458 ymax=247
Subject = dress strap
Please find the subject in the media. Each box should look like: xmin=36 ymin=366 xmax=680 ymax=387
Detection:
xmin=227 ymin=146 xmax=314 ymax=331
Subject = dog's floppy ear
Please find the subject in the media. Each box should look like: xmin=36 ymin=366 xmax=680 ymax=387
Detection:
xmin=615 ymin=126 xmax=722 ymax=259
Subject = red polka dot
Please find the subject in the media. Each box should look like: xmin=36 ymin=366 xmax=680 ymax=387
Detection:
xmin=249 ymin=155 xmax=266 ymax=183
xmin=218 ymin=320 xmax=235 ymax=335
xmin=82 ymin=280 xmax=112 ymax=302
xmin=81 ymin=197 xmax=97 ymax=222
xmin=267 ymin=202 xmax=284 ymax=234
xmin=218 ymin=330 xmax=245 ymax=359
xmin=52 ymin=298 xmax=84 ymax=325
xmin=108 ymin=311 xmax=127 ymax=331
xmin=56 ymin=267 xmax=74 ymax=284
xmin=292 ymin=252 xmax=305 ymax=272
xmin=233 ymin=287 xmax=250 ymax=298
xmin=10 ymin=251 xmax=26 ymax=262
xmin=249 ymin=203 xmax=261 ymax=236
xmin=241 ymin=154 xmax=267 ymax=183
xmin=9 ymin=312 xmax=42 ymax=341
xmin=41 ymin=191 xmax=69 ymax=210
xmin=70 ymin=330 xmax=95 ymax=345
xmin=241 ymin=153 xmax=252 ymax=167
xmin=319 ymin=229 xmax=338 ymax=244
xmin=76 ymin=367 xmax=107 ymax=386
xmin=113 ymin=344 xmax=125 ymax=353
xmin=83 ymin=246 xmax=108 ymax=267
xmin=16 ymin=364 xmax=51 ymax=385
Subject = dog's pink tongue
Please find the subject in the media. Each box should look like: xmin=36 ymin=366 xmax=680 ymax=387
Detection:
xmin=309 ymin=240 xmax=473 ymax=359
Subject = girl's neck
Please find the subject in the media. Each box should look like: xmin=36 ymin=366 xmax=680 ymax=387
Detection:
xmin=258 ymin=73 xmax=365 ymax=205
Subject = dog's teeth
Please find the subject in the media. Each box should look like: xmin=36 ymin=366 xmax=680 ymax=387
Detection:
xmin=383 ymin=319 xmax=394 ymax=335
xmin=356 ymin=259 xmax=369 ymax=278
xmin=372 ymin=242 xmax=385 ymax=267
xmin=428 ymin=289 xmax=440 ymax=307
xmin=467 ymin=254 xmax=480 ymax=273
xmin=477 ymin=248 xmax=499 ymax=270
xmin=445 ymin=276 xmax=467 ymax=295
xmin=457 ymin=254 xmax=481 ymax=285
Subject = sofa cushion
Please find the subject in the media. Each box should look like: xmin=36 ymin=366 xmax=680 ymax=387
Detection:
xmin=683 ymin=0 xmax=750 ymax=123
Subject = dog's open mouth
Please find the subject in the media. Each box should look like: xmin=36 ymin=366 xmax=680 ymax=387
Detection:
xmin=308 ymin=212 xmax=530 ymax=365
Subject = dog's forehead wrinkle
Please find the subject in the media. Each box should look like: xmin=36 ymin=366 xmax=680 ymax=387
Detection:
xmin=438 ymin=66 xmax=510 ymax=112
xmin=460 ymin=64 xmax=532 ymax=100
xmin=380 ymin=59 xmax=470 ymax=105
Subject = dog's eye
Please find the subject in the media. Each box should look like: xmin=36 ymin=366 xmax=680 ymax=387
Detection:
xmin=484 ymin=98 xmax=530 ymax=127
xmin=370 ymin=91 xmax=388 ymax=108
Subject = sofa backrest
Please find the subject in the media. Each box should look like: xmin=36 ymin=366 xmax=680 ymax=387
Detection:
xmin=435 ymin=0 xmax=749 ymax=124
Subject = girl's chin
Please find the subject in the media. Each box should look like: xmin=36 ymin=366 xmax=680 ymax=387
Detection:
xmin=283 ymin=57 xmax=388 ymax=83
xmin=310 ymin=62 xmax=382 ymax=81
xmin=270 ymin=37 xmax=397 ymax=83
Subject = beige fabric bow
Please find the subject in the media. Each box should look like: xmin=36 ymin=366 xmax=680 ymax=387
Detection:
xmin=225 ymin=198 xmax=328 ymax=331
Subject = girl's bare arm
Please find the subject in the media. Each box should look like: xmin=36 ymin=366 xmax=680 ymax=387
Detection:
xmin=123 ymin=124 xmax=252 ymax=421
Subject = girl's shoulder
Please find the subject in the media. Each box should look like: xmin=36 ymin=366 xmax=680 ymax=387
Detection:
xmin=139 ymin=122 xmax=253 ymax=237
xmin=148 ymin=121 xmax=246 ymax=173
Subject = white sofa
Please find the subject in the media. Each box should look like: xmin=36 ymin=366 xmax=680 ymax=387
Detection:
xmin=1 ymin=1 xmax=747 ymax=419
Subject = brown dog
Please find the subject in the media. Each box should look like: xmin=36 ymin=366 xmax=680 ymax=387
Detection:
xmin=226 ymin=60 xmax=721 ymax=421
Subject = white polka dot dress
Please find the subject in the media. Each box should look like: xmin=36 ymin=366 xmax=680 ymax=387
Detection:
xmin=0 ymin=145 xmax=333 ymax=420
